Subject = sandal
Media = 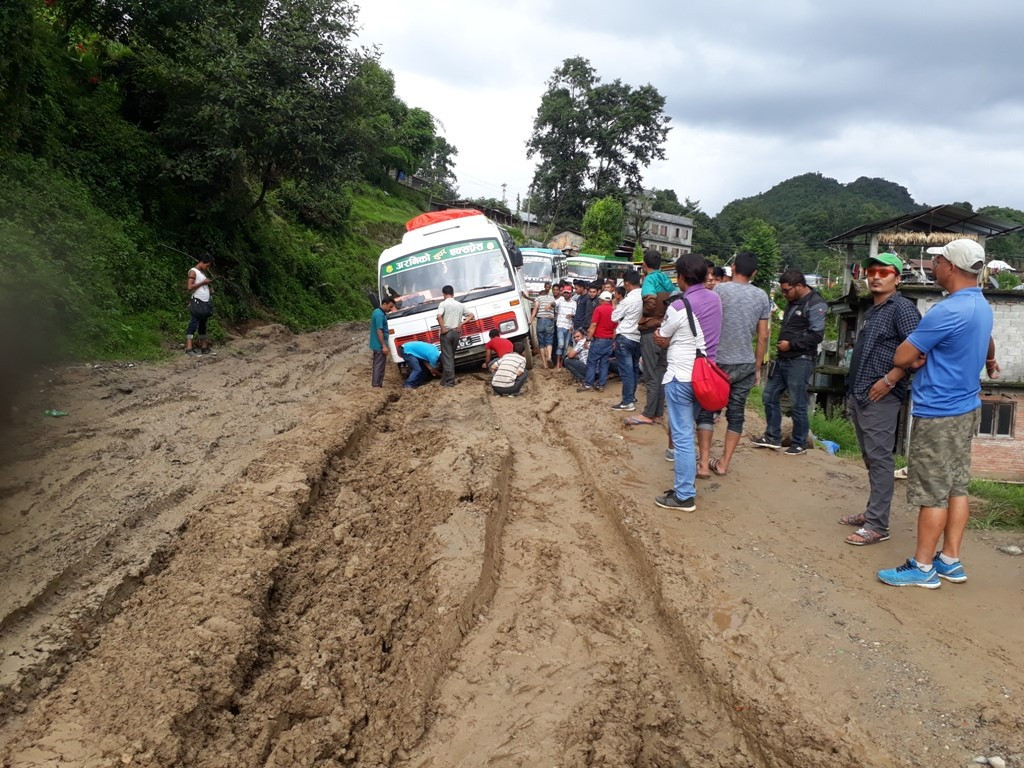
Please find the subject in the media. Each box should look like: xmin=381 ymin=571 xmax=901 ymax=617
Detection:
xmin=838 ymin=513 xmax=866 ymax=527
xmin=709 ymin=457 xmax=728 ymax=476
xmin=845 ymin=527 xmax=890 ymax=546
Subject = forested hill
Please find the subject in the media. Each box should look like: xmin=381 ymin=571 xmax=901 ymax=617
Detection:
xmin=0 ymin=0 xmax=450 ymax=363
xmin=712 ymin=172 xmax=920 ymax=258
xmin=697 ymin=171 xmax=1024 ymax=272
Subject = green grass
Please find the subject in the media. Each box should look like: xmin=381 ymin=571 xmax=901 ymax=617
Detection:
xmin=809 ymin=409 xmax=861 ymax=458
xmin=968 ymin=479 xmax=1024 ymax=530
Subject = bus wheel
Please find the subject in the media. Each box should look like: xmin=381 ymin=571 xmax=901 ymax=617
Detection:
xmin=522 ymin=341 xmax=534 ymax=370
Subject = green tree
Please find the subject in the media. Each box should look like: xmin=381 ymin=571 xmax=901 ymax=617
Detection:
xmin=122 ymin=0 xmax=366 ymax=217
xmin=418 ymin=135 xmax=458 ymax=202
xmin=649 ymin=188 xmax=686 ymax=216
xmin=527 ymin=56 xmax=670 ymax=232
xmin=468 ymin=197 xmax=511 ymax=214
xmin=580 ymin=196 xmax=625 ymax=256
xmin=740 ymin=218 xmax=780 ymax=291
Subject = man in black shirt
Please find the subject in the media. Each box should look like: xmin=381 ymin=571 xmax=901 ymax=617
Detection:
xmin=752 ymin=269 xmax=827 ymax=455
xmin=840 ymin=253 xmax=920 ymax=545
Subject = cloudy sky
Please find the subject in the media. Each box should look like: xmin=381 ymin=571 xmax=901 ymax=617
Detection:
xmin=356 ymin=1 xmax=1024 ymax=216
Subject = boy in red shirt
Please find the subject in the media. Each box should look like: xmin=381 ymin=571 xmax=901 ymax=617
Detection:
xmin=481 ymin=329 xmax=514 ymax=369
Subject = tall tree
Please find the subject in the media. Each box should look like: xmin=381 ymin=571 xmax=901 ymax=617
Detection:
xmin=527 ymin=56 xmax=670 ymax=232
xmin=580 ymin=196 xmax=625 ymax=256
xmin=418 ymin=135 xmax=458 ymax=202
xmin=740 ymin=219 xmax=781 ymax=291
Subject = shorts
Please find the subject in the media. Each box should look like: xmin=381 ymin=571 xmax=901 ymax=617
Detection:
xmin=536 ymin=317 xmax=555 ymax=347
xmin=907 ymin=409 xmax=980 ymax=508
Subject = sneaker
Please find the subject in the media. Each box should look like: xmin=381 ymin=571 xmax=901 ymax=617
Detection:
xmin=200 ymin=348 xmax=217 ymax=356
xmin=595 ymin=386 xmax=605 ymax=392
xmin=751 ymin=434 xmax=782 ymax=449
xmin=655 ymin=492 xmax=696 ymax=512
xmin=664 ymin=449 xmax=674 ymax=462
xmin=611 ymin=402 xmax=636 ymax=411
xmin=784 ymin=445 xmax=806 ymax=456
xmin=577 ymin=385 xmax=594 ymax=393
xmin=932 ymin=553 xmax=967 ymax=583
xmin=185 ymin=348 xmax=201 ymax=356
xmin=877 ymin=559 xmax=941 ymax=589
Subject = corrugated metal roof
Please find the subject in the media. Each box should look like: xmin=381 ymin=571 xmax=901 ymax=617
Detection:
xmin=825 ymin=205 xmax=1024 ymax=245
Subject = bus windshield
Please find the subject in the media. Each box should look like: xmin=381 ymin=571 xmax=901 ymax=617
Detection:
xmin=380 ymin=238 xmax=513 ymax=313
xmin=564 ymin=259 xmax=599 ymax=280
xmin=521 ymin=256 xmax=553 ymax=281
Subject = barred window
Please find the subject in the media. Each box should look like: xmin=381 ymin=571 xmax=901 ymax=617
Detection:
xmin=978 ymin=401 xmax=1014 ymax=438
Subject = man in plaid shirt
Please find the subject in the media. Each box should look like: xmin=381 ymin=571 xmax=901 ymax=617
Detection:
xmin=839 ymin=253 xmax=921 ymax=545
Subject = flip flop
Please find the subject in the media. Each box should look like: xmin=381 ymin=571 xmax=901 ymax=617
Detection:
xmin=697 ymin=472 xmax=711 ymax=479
xmin=624 ymin=417 xmax=656 ymax=426
xmin=709 ymin=457 xmax=728 ymax=476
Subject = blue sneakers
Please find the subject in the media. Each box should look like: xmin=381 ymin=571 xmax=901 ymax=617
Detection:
xmin=932 ymin=553 xmax=967 ymax=583
xmin=877 ymin=559 xmax=941 ymax=589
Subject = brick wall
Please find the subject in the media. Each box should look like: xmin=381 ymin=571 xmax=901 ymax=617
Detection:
xmin=972 ymin=391 xmax=1024 ymax=482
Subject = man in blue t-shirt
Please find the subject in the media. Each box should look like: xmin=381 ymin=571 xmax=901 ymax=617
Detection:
xmin=399 ymin=340 xmax=441 ymax=389
xmin=369 ymin=297 xmax=395 ymax=388
xmin=878 ymin=239 xmax=1000 ymax=589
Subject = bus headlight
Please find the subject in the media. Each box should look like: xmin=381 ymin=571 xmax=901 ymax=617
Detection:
xmin=499 ymin=320 xmax=516 ymax=334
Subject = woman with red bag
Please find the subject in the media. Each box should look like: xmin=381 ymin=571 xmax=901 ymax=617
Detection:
xmin=653 ymin=254 xmax=723 ymax=512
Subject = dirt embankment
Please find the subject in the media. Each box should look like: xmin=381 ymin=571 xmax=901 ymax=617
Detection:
xmin=1 ymin=324 xmax=1022 ymax=767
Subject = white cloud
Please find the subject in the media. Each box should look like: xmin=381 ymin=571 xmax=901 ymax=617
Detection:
xmin=356 ymin=0 xmax=1024 ymax=217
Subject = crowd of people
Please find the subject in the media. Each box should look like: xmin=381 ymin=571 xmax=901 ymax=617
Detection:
xmin=368 ymin=240 xmax=1001 ymax=589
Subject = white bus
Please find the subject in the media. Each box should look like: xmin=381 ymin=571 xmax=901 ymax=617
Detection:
xmin=378 ymin=210 xmax=533 ymax=368
xmin=520 ymin=247 xmax=565 ymax=296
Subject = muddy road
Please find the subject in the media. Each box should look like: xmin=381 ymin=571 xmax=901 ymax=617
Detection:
xmin=1 ymin=323 xmax=1022 ymax=767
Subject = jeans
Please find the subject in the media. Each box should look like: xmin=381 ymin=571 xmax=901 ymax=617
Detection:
xmin=584 ymin=338 xmax=614 ymax=387
xmin=615 ymin=336 xmax=641 ymax=405
xmin=849 ymin=394 xmax=902 ymax=532
xmin=186 ymin=304 xmax=211 ymax=339
xmin=564 ymin=357 xmax=587 ymax=382
xmin=762 ymin=357 xmax=814 ymax=448
xmin=404 ymin=355 xmax=432 ymax=388
xmin=555 ymin=327 xmax=573 ymax=360
xmin=439 ymin=329 xmax=460 ymax=385
xmin=666 ymin=380 xmax=699 ymax=501
xmin=640 ymin=331 xmax=667 ymax=419
xmin=536 ymin=317 xmax=555 ymax=348
xmin=696 ymin=362 xmax=758 ymax=432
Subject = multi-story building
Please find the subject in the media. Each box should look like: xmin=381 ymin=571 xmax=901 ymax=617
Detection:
xmin=625 ymin=194 xmax=694 ymax=260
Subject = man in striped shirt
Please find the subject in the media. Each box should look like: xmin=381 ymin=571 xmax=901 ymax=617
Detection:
xmin=489 ymin=347 xmax=529 ymax=397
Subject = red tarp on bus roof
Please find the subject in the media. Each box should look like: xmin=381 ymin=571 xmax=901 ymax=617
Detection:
xmin=405 ymin=209 xmax=484 ymax=232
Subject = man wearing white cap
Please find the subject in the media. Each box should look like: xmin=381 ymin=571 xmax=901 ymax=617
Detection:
xmin=579 ymin=290 xmax=617 ymax=392
xmin=878 ymin=239 xmax=1000 ymax=588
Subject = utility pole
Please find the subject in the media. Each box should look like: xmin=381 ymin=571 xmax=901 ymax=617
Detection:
xmin=501 ymin=183 xmax=507 ymax=206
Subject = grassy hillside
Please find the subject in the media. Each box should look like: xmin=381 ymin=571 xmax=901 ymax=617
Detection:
xmin=0 ymin=157 xmax=423 ymax=362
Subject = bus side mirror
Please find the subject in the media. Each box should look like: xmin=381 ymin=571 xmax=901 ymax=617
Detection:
xmin=509 ymin=244 xmax=524 ymax=269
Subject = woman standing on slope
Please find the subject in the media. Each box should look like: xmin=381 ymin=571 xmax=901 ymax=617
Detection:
xmin=185 ymin=255 xmax=214 ymax=356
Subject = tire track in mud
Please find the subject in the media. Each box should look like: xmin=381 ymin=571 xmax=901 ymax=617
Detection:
xmin=180 ymin=388 xmax=517 ymax=767
xmin=394 ymin=376 xmax=756 ymax=768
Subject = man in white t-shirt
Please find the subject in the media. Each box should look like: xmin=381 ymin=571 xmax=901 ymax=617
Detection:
xmin=554 ymin=285 xmax=576 ymax=369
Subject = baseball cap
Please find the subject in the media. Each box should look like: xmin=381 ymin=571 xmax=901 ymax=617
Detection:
xmin=598 ymin=290 xmax=613 ymax=301
xmin=561 ymin=286 xmax=572 ymax=293
xmin=926 ymin=239 xmax=985 ymax=274
xmin=862 ymin=252 xmax=904 ymax=272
